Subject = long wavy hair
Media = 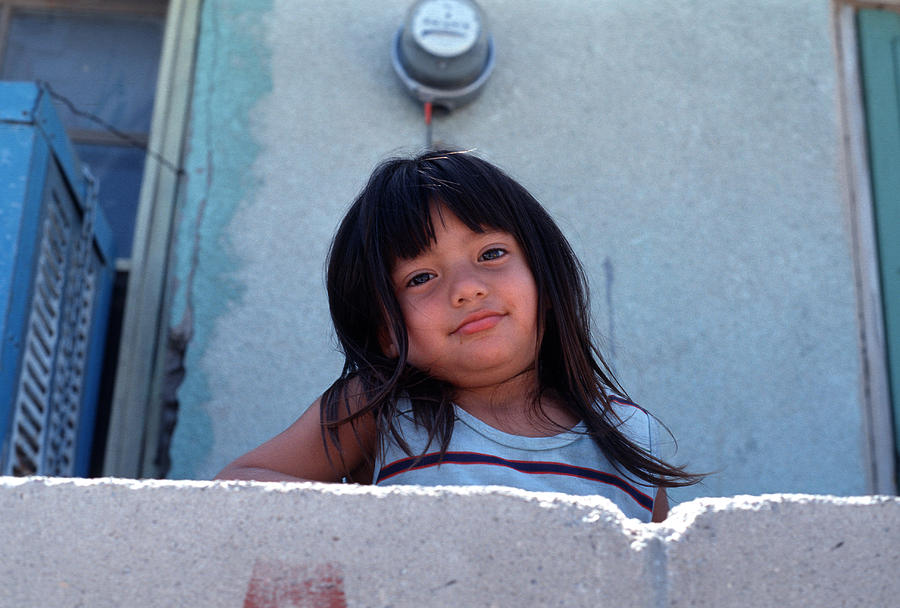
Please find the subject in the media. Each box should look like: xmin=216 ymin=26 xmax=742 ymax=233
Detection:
xmin=321 ymin=149 xmax=700 ymax=487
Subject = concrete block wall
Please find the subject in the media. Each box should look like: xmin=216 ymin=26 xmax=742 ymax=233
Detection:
xmin=2 ymin=477 xmax=897 ymax=606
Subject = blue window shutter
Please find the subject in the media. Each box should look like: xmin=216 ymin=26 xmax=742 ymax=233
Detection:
xmin=0 ymin=82 xmax=115 ymax=476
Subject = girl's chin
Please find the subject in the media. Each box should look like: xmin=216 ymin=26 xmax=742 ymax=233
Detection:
xmin=440 ymin=365 xmax=538 ymax=391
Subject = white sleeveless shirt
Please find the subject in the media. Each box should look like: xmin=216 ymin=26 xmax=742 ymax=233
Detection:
xmin=373 ymin=397 xmax=663 ymax=522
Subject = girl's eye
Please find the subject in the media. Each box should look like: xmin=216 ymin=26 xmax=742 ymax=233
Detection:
xmin=480 ymin=248 xmax=507 ymax=261
xmin=407 ymin=272 xmax=435 ymax=287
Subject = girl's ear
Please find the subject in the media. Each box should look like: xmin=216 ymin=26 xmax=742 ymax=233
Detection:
xmin=378 ymin=326 xmax=399 ymax=359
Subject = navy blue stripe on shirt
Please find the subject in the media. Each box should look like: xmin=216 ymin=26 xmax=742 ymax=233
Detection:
xmin=377 ymin=451 xmax=653 ymax=511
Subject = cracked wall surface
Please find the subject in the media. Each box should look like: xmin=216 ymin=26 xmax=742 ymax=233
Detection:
xmin=167 ymin=0 xmax=868 ymax=503
xmin=1 ymin=478 xmax=897 ymax=607
xmin=168 ymin=0 xmax=273 ymax=479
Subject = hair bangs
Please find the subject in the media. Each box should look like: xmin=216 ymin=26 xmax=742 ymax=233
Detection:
xmin=368 ymin=164 xmax=435 ymax=264
xmin=417 ymin=151 xmax=525 ymax=241
xmin=366 ymin=153 xmax=523 ymax=268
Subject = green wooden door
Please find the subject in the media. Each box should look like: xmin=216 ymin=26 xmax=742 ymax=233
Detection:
xmin=859 ymin=9 xmax=900 ymax=471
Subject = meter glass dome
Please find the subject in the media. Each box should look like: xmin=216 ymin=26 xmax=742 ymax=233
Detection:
xmin=411 ymin=0 xmax=480 ymax=58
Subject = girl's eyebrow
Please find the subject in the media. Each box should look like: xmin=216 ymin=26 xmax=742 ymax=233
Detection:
xmin=391 ymin=257 xmax=428 ymax=279
xmin=472 ymin=226 xmax=511 ymax=237
xmin=481 ymin=230 xmax=519 ymax=243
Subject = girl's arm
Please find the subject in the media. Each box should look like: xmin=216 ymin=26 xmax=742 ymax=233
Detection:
xmin=214 ymin=394 xmax=377 ymax=483
xmin=651 ymin=487 xmax=669 ymax=522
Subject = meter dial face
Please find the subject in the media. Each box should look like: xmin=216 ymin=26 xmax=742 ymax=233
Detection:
xmin=411 ymin=0 xmax=481 ymax=58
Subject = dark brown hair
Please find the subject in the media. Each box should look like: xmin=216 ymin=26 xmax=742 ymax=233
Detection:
xmin=322 ymin=149 xmax=700 ymax=487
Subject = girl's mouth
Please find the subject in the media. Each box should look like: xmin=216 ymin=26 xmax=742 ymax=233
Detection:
xmin=453 ymin=311 xmax=504 ymax=336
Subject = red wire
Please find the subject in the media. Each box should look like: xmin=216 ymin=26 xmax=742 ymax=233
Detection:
xmin=424 ymin=101 xmax=433 ymax=125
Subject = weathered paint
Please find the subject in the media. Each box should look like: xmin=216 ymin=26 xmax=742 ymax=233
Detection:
xmin=0 ymin=125 xmax=34 ymax=331
xmin=243 ymin=560 xmax=347 ymax=608
xmin=168 ymin=0 xmax=273 ymax=478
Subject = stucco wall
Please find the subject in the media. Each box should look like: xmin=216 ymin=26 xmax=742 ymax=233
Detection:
xmin=168 ymin=0 xmax=866 ymax=502
xmin=2 ymin=478 xmax=898 ymax=606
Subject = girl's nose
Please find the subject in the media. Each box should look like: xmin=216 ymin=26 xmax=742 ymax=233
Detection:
xmin=450 ymin=269 xmax=488 ymax=305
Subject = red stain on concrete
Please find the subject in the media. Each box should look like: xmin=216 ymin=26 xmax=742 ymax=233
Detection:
xmin=243 ymin=560 xmax=347 ymax=608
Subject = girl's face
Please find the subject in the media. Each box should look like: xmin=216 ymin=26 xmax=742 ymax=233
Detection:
xmin=389 ymin=207 xmax=540 ymax=391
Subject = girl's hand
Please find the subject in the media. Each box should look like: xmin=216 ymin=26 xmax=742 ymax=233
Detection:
xmin=214 ymin=391 xmax=377 ymax=483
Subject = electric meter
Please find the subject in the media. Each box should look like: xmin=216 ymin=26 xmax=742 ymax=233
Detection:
xmin=392 ymin=0 xmax=495 ymax=110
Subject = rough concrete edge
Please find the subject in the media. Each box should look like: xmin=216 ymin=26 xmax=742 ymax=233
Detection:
xmin=0 ymin=475 xmax=645 ymax=531
xmin=659 ymin=492 xmax=900 ymax=540
xmin=4 ymin=476 xmax=895 ymax=545
xmin=0 ymin=474 xmax=637 ymax=509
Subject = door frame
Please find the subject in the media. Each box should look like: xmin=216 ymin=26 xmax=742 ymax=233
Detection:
xmin=832 ymin=0 xmax=898 ymax=494
xmin=102 ymin=0 xmax=200 ymax=478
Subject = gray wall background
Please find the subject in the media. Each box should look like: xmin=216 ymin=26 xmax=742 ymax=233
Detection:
xmin=167 ymin=0 xmax=866 ymax=504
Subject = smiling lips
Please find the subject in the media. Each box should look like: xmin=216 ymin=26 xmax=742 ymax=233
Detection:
xmin=452 ymin=310 xmax=504 ymax=336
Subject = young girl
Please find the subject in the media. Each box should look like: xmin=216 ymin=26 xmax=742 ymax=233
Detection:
xmin=216 ymin=149 xmax=700 ymax=522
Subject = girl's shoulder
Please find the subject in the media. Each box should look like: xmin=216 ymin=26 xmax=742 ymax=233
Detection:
xmin=605 ymin=394 xmax=651 ymax=425
xmin=603 ymin=394 xmax=668 ymax=457
xmin=606 ymin=393 xmax=648 ymax=413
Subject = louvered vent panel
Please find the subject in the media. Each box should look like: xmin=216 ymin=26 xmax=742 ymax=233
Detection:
xmin=1 ymin=83 xmax=117 ymax=478
xmin=7 ymin=191 xmax=72 ymax=476
xmin=46 ymin=246 xmax=96 ymax=476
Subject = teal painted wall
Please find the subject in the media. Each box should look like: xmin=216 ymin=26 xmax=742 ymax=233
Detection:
xmin=168 ymin=0 xmax=272 ymax=479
